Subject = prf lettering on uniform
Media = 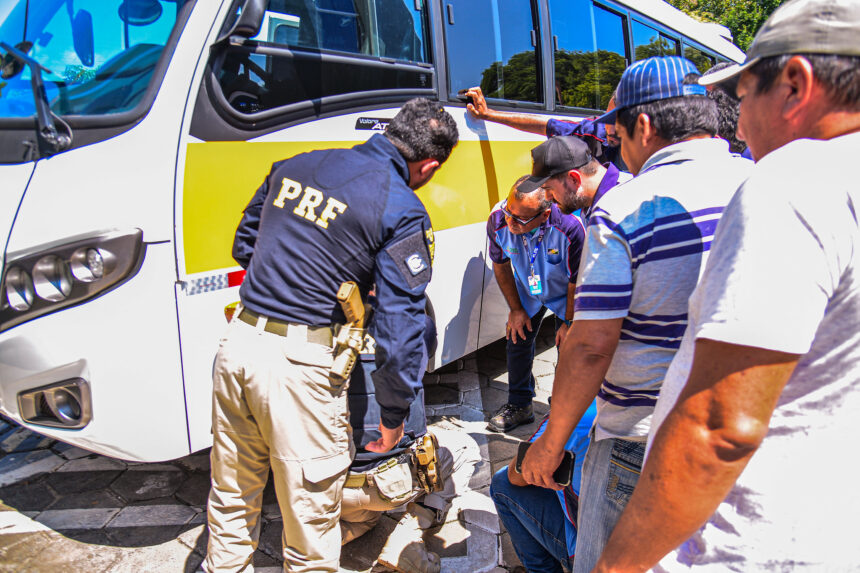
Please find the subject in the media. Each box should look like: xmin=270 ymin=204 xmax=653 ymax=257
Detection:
xmin=272 ymin=177 xmax=348 ymax=229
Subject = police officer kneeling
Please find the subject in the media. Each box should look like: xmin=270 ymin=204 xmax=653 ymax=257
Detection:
xmin=342 ymin=317 xmax=463 ymax=573
xmin=204 ymin=99 xmax=459 ymax=573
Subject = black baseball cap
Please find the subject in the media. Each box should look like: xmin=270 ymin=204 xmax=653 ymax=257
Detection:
xmin=518 ymin=136 xmax=593 ymax=193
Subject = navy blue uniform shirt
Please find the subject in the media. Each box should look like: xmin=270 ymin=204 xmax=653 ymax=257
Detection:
xmin=233 ymin=134 xmax=434 ymax=428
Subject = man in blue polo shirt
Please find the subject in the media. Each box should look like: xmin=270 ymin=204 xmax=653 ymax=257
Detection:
xmin=486 ymin=136 xmax=611 ymax=432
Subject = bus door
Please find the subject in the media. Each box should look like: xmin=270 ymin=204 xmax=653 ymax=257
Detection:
xmin=441 ymin=0 xmax=547 ymax=351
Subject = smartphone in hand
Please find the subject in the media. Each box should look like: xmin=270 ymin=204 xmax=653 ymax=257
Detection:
xmin=456 ymin=88 xmax=475 ymax=106
xmin=515 ymin=441 xmax=574 ymax=487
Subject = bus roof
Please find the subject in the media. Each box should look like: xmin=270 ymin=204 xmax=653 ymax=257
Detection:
xmin=616 ymin=0 xmax=746 ymax=63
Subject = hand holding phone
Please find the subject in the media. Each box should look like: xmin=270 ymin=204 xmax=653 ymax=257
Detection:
xmin=515 ymin=441 xmax=574 ymax=487
xmin=456 ymin=88 xmax=475 ymax=107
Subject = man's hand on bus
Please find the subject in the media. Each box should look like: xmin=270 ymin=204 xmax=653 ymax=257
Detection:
xmin=521 ymin=432 xmax=565 ymax=491
xmin=465 ymin=87 xmax=490 ymax=120
xmin=365 ymin=422 xmax=405 ymax=453
xmin=506 ymin=308 xmax=532 ymax=344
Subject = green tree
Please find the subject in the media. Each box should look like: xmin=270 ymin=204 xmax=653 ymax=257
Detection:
xmin=480 ymin=51 xmax=540 ymax=103
xmin=667 ymin=0 xmax=786 ymax=52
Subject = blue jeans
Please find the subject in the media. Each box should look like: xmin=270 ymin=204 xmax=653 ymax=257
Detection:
xmin=572 ymin=436 xmax=644 ymax=573
xmin=507 ymin=309 xmax=563 ymax=407
xmin=491 ymin=467 xmax=572 ymax=573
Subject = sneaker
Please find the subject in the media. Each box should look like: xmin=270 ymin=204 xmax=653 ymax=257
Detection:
xmin=487 ymin=402 xmax=534 ymax=433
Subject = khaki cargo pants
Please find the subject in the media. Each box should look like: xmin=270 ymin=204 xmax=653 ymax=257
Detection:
xmin=205 ymin=315 xmax=352 ymax=572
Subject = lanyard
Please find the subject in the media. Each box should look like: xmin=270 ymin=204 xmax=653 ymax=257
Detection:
xmin=522 ymin=228 xmax=546 ymax=277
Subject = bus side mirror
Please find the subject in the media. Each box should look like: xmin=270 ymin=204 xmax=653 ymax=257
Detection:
xmin=72 ymin=10 xmax=94 ymax=67
xmin=216 ymin=0 xmax=267 ymax=45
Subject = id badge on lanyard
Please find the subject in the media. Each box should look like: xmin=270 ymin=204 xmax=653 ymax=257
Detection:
xmin=523 ymin=230 xmax=545 ymax=296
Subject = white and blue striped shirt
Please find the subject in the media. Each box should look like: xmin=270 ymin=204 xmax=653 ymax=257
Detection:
xmin=573 ymin=137 xmax=752 ymax=441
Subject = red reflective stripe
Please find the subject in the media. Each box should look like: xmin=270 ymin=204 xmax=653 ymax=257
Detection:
xmin=227 ymin=270 xmax=246 ymax=287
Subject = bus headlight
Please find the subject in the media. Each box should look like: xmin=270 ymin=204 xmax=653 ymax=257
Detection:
xmin=70 ymin=248 xmax=109 ymax=282
xmin=1 ymin=229 xmax=144 ymax=332
xmin=4 ymin=266 xmax=35 ymax=311
xmin=33 ymin=255 xmax=73 ymax=302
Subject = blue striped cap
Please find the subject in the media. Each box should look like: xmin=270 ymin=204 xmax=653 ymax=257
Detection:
xmin=595 ymin=56 xmax=705 ymax=124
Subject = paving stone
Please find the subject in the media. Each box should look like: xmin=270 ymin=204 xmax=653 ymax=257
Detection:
xmin=46 ymin=469 xmax=122 ymax=495
xmin=499 ymin=530 xmax=524 ymax=570
xmin=0 ymin=478 xmax=56 ymax=512
xmin=187 ymin=510 xmax=207 ymax=525
xmin=463 ymin=388 xmax=483 ymax=410
xmin=107 ymin=537 xmax=202 ymax=572
xmin=424 ymin=384 xmax=460 ymax=406
xmin=175 ymin=452 xmax=211 ymax=473
xmin=427 ymin=517 xmax=499 ymax=572
xmin=530 ymin=359 xmax=557 ymax=379
xmin=262 ymin=503 xmax=281 ymax=520
xmin=425 ymin=518 xmax=469 ymax=558
xmin=56 ymin=456 xmax=127 ymax=473
xmin=468 ymin=459 xmax=493 ymax=491
xmin=175 ymin=472 xmax=211 ymax=506
xmin=481 ymin=386 xmax=509 ymax=419
xmin=487 ymin=373 xmax=510 ymax=389
xmin=422 ymin=372 xmax=441 ymax=386
xmin=455 ymin=490 xmax=500 ymax=534
xmin=0 ymin=449 xmax=67 ymax=487
xmin=60 ymin=528 xmax=113 ymax=545
xmin=105 ymin=524 xmax=185 ymax=548
xmin=126 ymin=463 xmax=183 ymax=472
xmin=177 ymin=523 xmax=208 ymax=556
xmin=257 ymin=518 xmax=284 ymax=561
xmin=35 ymin=507 xmax=119 ymax=530
xmin=485 ymin=433 xmax=521 ymax=468
xmin=110 ymin=469 xmax=185 ymax=501
xmin=109 ymin=504 xmax=197 ymax=527
xmin=46 ymin=487 xmax=123 ymax=510
xmin=51 ymin=443 xmax=95 ymax=460
xmin=340 ymin=513 xmax=397 ymax=571
xmin=0 ymin=427 xmax=55 ymax=454
xmin=0 ymin=530 xmax=123 ymax=572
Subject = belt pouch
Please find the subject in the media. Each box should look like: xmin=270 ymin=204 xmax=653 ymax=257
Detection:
xmin=372 ymin=457 xmax=414 ymax=503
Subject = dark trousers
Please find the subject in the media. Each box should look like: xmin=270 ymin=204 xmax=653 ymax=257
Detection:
xmin=506 ymin=308 xmax=563 ymax=407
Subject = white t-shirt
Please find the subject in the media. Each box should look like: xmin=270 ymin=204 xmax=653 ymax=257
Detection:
xmin=649 ymin=132 xmax=860 ymax=571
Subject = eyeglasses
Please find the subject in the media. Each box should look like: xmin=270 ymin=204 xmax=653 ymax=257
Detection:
xmin=501 ymin=199 xmax=544 ymax=226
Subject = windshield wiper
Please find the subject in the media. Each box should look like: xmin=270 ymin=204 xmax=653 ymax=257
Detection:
xmin=1 ymin=41 xmax=72 ymax=156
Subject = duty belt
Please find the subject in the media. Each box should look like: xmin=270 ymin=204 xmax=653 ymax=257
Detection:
xmin=237 ymin=308 xmax=333 ymax=346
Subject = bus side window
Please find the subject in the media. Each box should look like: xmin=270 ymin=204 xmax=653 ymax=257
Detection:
xmin=444 ymin=0 xmax=542 ymax=105
xmin=215 ymin=0 xmax=432 ymax=115
xmin=632 ymin=20 xmax=679 ymax=60
xmin=683 ymin=44 xmax=717 ymax=73
xmin=548 ymin=0 xmax=627 ymax=112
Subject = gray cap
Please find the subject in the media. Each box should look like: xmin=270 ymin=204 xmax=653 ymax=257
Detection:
xmin=700 ymin=0 xmax=860 ymax=86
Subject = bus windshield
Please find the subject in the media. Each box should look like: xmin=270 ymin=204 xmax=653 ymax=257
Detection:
xmin=0 ymin=0 xmax=187 ymax=119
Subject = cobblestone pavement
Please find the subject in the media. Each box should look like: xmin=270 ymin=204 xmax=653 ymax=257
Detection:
xmin=0 ymin=322 xmax=559 ymax=572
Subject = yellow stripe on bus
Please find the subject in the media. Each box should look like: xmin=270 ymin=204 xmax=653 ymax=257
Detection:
xmin=182 ymin=140 xmax=535 ymax=275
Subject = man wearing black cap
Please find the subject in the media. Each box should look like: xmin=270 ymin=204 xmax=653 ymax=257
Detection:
xmin=485 ymin=139 xmax=592 ymax=433
xmin=593 ymin=0 xmax=860 ymax=570
xmin=528 ymin=135 xmax=630 ymax=224
xmin=519 ymin=55 xmax=752 ymax=573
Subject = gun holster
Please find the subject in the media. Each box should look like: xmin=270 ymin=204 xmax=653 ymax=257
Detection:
xmin=412 ymin=432 xmax=444 ymax=494
xmin=330 ymin=324 xmax=365 ymax=383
